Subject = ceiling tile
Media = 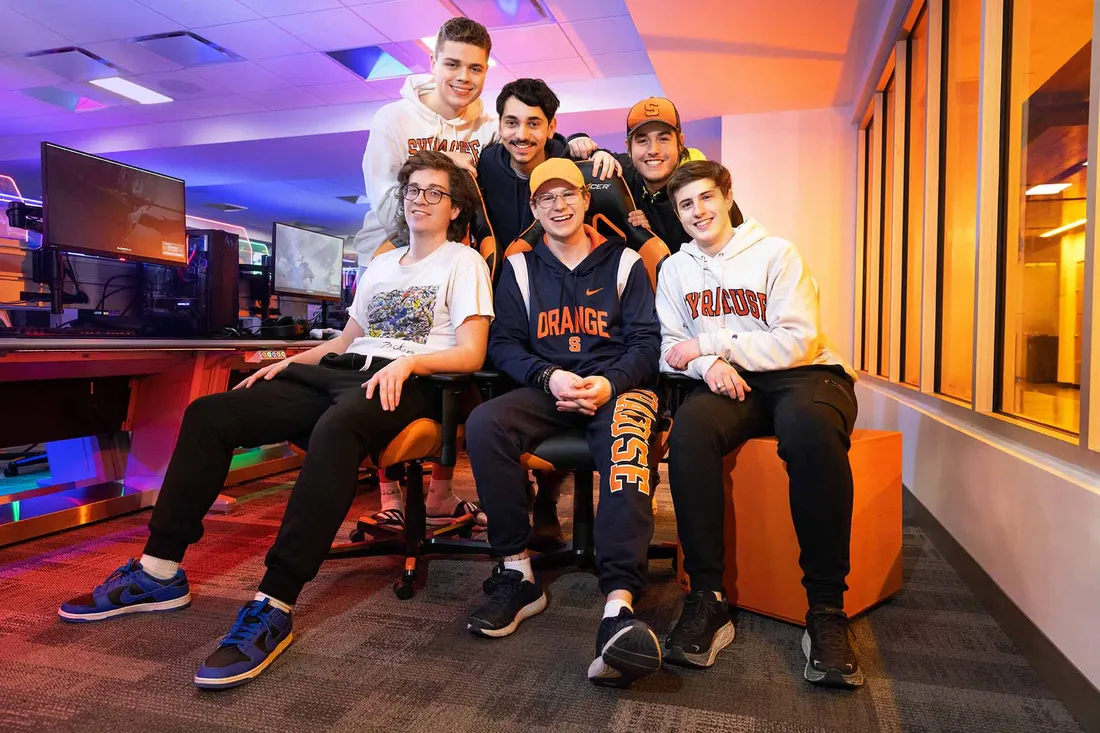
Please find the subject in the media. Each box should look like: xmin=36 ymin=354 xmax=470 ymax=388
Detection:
xmin=0 ymin=91 xmax=68 ymax=120
xmin=560 ymin=16 xmax=644 ymax=57
xmin=0 ymin=57 xmax=67 ymax=92
xmin=583 ymin=50 xmax=654 ymax=78
xmin=196 ymin=19 xmax=314 ymax=59
xmin=367 ymin=76 xmax=405 ymax=98
xmin=350 ymin=0 xmax=453 ymax=43
xmin=246 ymin=86 xmax=325 ymax=110
xmin=255 ymin=53 xmax=359 ymax=86
xmin=185 ymin=94 xmax=269 ymax=116
xmin=506 ymin=56 xmax=592 ymax=83
xmin=272 ymin=8 xmax=386 ymax=50
xmin=6 ymin=0 xmax=182 ymax=45
xmin=136 ymin=0 xmax=261 ymax=27
xmin=303 ymin=80 xmax=387 ymax=104
xmin=542 ymin=0 xmax=629 ymax=22
xmin=0 ymin=6 xmax=71 ymax=54
xmin=84 ymin=39 xmax=185 ymax=75
xmin=190 ymin=61 xmax=296 ymax=92
xmin=489 ymin=24 xmax=577 ymax=64
xmin=128 ymin=69 xmax=230 ymax=98
xmin=237 ymin=0 xmax=344 ymax=17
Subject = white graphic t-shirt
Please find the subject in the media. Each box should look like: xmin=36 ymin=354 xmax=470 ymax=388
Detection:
xmin=347 ymin=241 xmax=494 ymax=366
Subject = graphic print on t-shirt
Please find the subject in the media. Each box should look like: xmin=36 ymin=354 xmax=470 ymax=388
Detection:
xmin=366 ymin=285 xmax=439 ymax=344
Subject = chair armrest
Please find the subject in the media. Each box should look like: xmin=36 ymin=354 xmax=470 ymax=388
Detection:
xmin=660 ymin=373 xmax=701 ymax=417
xmin=425 ymin=372 xmax=475 ymax=387
xmin=472 ymin=370 xmax=514 ymax=400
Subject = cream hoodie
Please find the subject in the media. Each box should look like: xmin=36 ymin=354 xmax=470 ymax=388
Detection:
xmin=656 ymin=218 xmax=856 ymax=380
xmin=352 ymin=74 xmax=498 ymax=264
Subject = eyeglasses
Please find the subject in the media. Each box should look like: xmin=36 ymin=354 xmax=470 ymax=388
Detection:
xmin=400 ymin=184 xmax=452 ymax=205
xmin=533 ymin=188 xmax=585 ymax=210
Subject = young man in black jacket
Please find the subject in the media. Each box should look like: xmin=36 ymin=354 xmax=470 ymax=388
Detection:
xmin=464 ymin=158 xmax=663 ymax=689
xmin=592 ymin=97 xmax=743 ymax=253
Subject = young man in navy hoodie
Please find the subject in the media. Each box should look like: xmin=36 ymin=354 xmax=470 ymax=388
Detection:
xmin=464 ymin=158 xmax=664 ymax=689
xmin=477 ymin=78 xmax=621 ymax=541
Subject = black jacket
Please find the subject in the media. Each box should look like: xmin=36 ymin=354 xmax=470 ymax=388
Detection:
xmin=477 ymin=133 xmax=573 ymax=249
xmin=614 ymin=152 xmax=744 ymax=254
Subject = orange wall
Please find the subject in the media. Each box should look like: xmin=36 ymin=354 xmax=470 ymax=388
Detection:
xmin=721 ymin=106 xmax=858 ymax=364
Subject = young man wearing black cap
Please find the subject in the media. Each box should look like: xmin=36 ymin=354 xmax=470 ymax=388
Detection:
xmin=464 ymin=158 xmax=663 ymax=689
xmin=592 ymin=97 xmax=744 ymax=253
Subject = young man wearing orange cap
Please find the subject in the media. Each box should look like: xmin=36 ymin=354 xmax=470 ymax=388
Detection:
xmin=592 ymin=97 xmax=743 ymax=253
xmin=464 ymin=158 xmax=664 ymax=689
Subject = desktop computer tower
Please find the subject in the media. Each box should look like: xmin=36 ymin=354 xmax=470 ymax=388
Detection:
xmin=142 ymin=229 xmax=239 ymax=335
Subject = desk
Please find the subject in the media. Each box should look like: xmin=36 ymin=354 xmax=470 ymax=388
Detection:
xmin=0 ymin=339 xmax=322 ymax=546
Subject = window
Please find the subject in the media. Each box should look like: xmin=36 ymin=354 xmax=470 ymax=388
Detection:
xmin=879 ymin=74 xmax=896 ymax=377
xmin=997 ymin=0 xmax=1092 ymax=433
xmin=902 ymin=7 xmax=929 ymax=386
xmin=936 ymin=0 xmax=982 ymax=401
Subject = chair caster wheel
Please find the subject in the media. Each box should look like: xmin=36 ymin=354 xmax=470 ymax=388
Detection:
xmin=393 ymin=581 xmax=415 ymax=600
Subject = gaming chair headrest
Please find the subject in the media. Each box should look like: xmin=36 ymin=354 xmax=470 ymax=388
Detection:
xmin=506 ymin=160 xmax=670 ymax=290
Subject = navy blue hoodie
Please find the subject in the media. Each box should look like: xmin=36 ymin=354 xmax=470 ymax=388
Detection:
xmin=477 ymin=133 xmax=572 ymax=249
xmin=489 ymin=226 xmax=660 ymax=396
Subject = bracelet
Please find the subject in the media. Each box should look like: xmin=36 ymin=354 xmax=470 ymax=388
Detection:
xmin=540 ymin=365 xmax=559 ymax=393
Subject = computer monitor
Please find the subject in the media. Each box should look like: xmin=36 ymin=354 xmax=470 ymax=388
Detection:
xmin=271 ymin=222 xmax=343 ymax=302
xmin=41 ymin=142 xmax=187 ymax=267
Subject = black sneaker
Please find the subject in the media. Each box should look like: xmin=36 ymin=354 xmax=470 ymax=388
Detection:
xmin=802 ymin=604 xmax=864 ymax=688
xmin=467 ymin=569 xmax=547 ymax=638
xmin=664 ymin=591 xmax=736 ymax=668
xmin=588 ymin=608 xmax=662 ymax=688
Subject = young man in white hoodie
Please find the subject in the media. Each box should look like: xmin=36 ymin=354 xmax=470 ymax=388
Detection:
xmin=655 ymin=161 xmax=863 ymax=690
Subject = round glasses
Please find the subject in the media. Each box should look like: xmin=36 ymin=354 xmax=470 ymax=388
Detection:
xmin=400 ymin=184 xmax=453 ymax=205
xmin=533 ymin=188 xmax=584 ymax=210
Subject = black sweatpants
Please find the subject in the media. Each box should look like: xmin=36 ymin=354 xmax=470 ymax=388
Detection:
xmin=466 ymin=387 xmax=658 ymax=596
xmin=667 ymin=365 xmax=857 ymax=608
xmin=144 ymin=354 xmax=436 ymax=605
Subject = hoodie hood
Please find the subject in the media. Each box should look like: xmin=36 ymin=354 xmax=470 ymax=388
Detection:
xmin=678 ymin=217 xmax=770 ymax=263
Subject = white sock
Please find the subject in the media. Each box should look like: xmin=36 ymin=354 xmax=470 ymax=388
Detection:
xmin=139 ymin=554 xmax=179 ymax=580
xmin=255 ymin=592 xmax=293 ymax=614
xmin=603 ymin=598 xmax=633 ymax=619
xmin=503 ymin=556 xmax=534 ymax=584
xmin=426 ymin=478 xmax=458 ymax=514
xmin=379 ymin=481 xmax=403 ymax=513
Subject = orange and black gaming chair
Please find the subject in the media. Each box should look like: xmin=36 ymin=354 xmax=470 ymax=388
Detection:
xmin=326 ymin=173 xmax=498 ymax=599
xmin=478 ymin=160 xmax=677 ymax=574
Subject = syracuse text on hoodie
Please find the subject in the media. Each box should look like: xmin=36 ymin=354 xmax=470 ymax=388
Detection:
xmin=352 ymin=74 xmax=498 ymax=265
xmin=655 ymin=218 xmax=856 ymax=381
xmin=489 ymin=225 xmax=661 ymax=396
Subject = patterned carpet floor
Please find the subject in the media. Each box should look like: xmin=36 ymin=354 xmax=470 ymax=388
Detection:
xmin=0 ymin=462 xmax=1085 ymax=732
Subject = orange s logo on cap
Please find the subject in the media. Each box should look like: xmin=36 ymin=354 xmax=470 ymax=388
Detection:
xmin=644 ymin=102 xmax=660 ymax=117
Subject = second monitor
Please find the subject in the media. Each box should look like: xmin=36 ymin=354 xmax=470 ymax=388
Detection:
xmin=271 ymin=222 xmax=343 ymax=303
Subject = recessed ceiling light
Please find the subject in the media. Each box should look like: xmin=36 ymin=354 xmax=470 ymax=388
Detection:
xmin=134 ymin=32 xmax=242 ymax=67
xmin=328 ymin=46 xmax=412 ymax=81
xmin=1025 ymin=183 xmax=1072 ymax=196
xmin=24 ymin=47 xmax=121 ymax=82
xmin=90 ymin=77 xmax=173 ymax=104
xmin=23 ymin=86 xmax=108 ymax=112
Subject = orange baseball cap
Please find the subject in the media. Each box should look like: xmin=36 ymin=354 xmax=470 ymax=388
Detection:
xmin=626 ymin=97 xmax=682 ymax=136
xmin=529 ymin=158 xmax=585 ymax=196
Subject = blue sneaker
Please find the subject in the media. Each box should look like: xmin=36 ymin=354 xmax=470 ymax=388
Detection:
xmin=193 ymin=599 xmax=293 ymax=690
xmin=58 ymin=558 xmax=191 ymax=622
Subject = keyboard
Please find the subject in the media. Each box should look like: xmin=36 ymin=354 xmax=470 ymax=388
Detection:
xmin=0 ymin=326 xmax=139 ymax=339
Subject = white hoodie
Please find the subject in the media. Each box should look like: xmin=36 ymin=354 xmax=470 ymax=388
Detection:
xmin=656 ymin=217 xmax=856 ymax=381
xmin=352 ymin=74 xmax=498 ymax=264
